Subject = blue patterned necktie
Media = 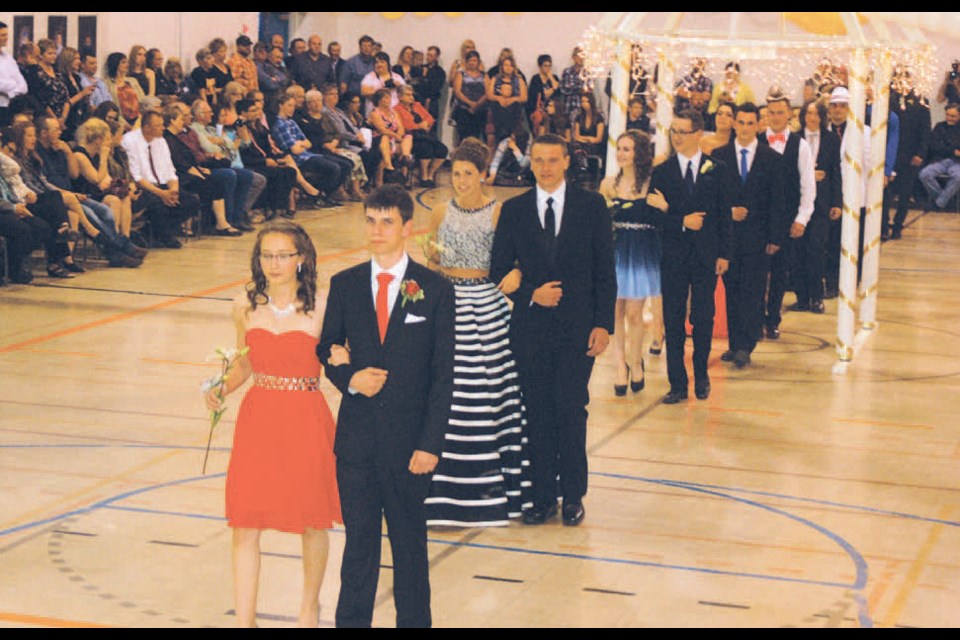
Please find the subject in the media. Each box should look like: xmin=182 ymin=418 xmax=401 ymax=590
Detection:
xmin=740 ymin=148 xmax=749 ymax=185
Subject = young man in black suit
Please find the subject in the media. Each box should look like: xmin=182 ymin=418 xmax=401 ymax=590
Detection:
xmin=490 ymin=134 xmax=616 ymax=527
xmin=713 ymin=102 xmax=787 ymax=369
xmin=649 ymin=109 xmax=730 ymax=403
xmin=794 ymin=100 xmax=842 ymax=314
xmin=758 ymin=90 xmax=816 ymax=340
xmin=318 ymin=185 xmax=455 ymax=628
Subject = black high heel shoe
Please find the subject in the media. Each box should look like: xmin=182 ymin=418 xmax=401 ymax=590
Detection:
xmin=614 ymin=364 xmax=629 ymax=397
xmin=630 ymin=359 xmax=645 ymax=393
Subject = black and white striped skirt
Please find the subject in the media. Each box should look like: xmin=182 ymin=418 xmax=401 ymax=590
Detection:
xmin=425 ymin=278 xmax=532 ymax=527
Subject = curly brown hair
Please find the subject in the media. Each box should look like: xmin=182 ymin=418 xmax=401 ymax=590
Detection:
xmin=246 ymin=220 xmax=318 ymax=314
xmin=614 ymin=130 xmax=654 ymax=195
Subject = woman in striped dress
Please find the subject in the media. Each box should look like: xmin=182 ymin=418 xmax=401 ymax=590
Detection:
xmin=423 ymin=137 xmax=531 ymax=527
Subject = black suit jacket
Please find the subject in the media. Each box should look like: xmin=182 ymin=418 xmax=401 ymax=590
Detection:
xmin=649 ymin=154 xmax=731 ymax=270
xmin=713 ymin=142 xmax=788 ymax=248
xmin=318 ymin=258 xmax=455 ymax=466
xmin=490 ymin=184 xmax=617 ymax=342
xmin=804 ymin=130 xmax=843 ymax=217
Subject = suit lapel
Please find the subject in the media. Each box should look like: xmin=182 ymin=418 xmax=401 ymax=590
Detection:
xmin=355 ymin=262 xmax=382 ymax=349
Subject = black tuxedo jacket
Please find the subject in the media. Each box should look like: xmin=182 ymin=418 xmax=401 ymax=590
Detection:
xmin=649 ymin=154 xmax=731 ymax=270
xmin=805 ymin=130 xmax=843 ymax=218
xmin=490 ymin=184 xmax=616 ymax=341
xmin=713 ymin=142 xmax=788 ymax=248
xmin=318 ymin=258 xmax=455 ymax=466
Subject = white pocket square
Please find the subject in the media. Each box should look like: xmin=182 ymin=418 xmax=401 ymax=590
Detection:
xmin=404 ymin=313 xmax=426 ymax=324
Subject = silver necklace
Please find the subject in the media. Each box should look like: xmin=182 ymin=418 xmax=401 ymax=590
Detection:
xmin=268 ymin=296 xmax=296 ymax=318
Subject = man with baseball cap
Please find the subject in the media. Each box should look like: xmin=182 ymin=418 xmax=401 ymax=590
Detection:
xmin=228 ymin=34 xmax=259 ymax=92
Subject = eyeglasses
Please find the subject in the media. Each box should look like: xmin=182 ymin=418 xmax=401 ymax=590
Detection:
xmin=670 ymin=128 xmax=697 ymax=136
xmin=259 ymin=251 xmax=300 ymax=264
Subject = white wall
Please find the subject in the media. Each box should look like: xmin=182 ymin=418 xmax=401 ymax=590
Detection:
xmin=0 ymin=12 xmax=259 ymax=73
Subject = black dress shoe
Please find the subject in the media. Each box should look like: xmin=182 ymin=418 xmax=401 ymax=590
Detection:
xmin=46 ymin=264 xmax=74 ymax=279
xmin=62 ymin=261 xmax=85 ymax=273
xmin=766 ymin=325 xmax=781 ymax=340
xmin=522 ymin=502 xmax=558 ymax=525
xmin=695 ymin=380 xmax=711 ymax=400
xmin=720 ymin=350 xmax=735 ymax=362
xmin=733 ymin=350 xmax=751 ymax=369
xmin=663 ymin=389 xmax=688 ymax=405
xmin=788 ymin=301 xmax=809 ymax=312
xmin=810 ymin=300 xmax=825 ymax=314
xmin=561 ymin=501 xmax=585 ymax=526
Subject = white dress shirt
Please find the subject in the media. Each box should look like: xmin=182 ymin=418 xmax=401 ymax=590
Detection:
xmin=765 ymin=128 xmax=816 ymax=226
xmin=0 ymin=50 xmax=28 ymax=108
xmin=804 ymin=128 xmax=820 ymax=166
xmin=536 ymin=181 xmax=566 ymax=236
xmin=734 ymin=139 xmax=758 ymax=179
xmin=370 ymin=251 xmax=409 ymax=318
xmin=676 ymin=150 xmax=704 ymax=185
xmin=122 ymin=129 xmax=178 ymax=186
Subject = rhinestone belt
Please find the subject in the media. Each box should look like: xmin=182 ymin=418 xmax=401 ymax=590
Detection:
xmin=252 ymin=373 xmax=321 ymax=392
xmin=613 ymin=222 xmax=657 ymax=231
xmin=444 ymin=275 xmax=490 ymax=285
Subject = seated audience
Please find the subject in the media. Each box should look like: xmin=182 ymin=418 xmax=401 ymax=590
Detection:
xmin=103 ymin=52 xmax=145 ymax=127
xmin=395 ymin=85 xmax=447 ymax=187
xmin=528 ymin=54 xmax=560 ymax=132
xmin=367 ymin=88 xmax=413 ymax=186
xmin=625 ymin=96 xmax=651 ymax=134
xmin=486 ymin=55 xmax=527 ymax=143
xmin=919 ymin=102 xmax=960 ymax=211
xmin=207 ymin=38 xmax=235 ymax=104
xmin=572 ymin=92 xmax=605 ymax=175
xmin=128 ymin=45 xmax=155 ymax=97
xmin=236 ymin=98 xmax=298 ymax=220
xmin=190 ymin=48 xmax=217 ymax=107
xmin=537 ymin=94 xmax=571 ymax=141
xmin=360 ymin=51 xmax=404 ymax=118
xmin=297 ymin=89 xmax=357 ymax=200
xmin=79 ymin=53 xmax=111 ymax=110
xmin=271 ymin=93 xmax=345 ymax=207
xmin=57 ymin=47 xmax=94 ymax=142
xmin=488 ymin=123 xmax=532 ymax=187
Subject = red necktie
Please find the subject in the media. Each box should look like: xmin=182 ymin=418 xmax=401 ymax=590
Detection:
xmin=769 ymin=132 xmax=786 ymax=144
xmin=376 ymin=272 xmax=394 ymax=343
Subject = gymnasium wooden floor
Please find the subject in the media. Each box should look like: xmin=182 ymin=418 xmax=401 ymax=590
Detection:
xmin=1 ymin=185 xmax=958 ymax=628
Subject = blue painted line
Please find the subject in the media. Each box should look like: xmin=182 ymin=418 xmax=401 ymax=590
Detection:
xmin=103 ymin=505 xmax=226 ymax=522
xmin=0 ymin=444 xmax=231 ymax=452
xmin=591 ymin=472 xmax=960 ymax=528
xmin=63 ymin=501 xmax=855 ymax=590
xmin=415 ymin=187 xmax=436 ymax=211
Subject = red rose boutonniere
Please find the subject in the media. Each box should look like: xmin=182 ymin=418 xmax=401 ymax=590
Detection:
xmin=400 ymin=279 xmax=425 ymax=308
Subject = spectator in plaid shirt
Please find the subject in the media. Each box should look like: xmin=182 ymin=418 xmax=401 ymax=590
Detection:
xmin=227 ymin=35 xmax=258 ymax=93
xmin=560 ymin=46 xmax=586 ymax=121
xmin=271 ymin=93 xmax=345 ymax=207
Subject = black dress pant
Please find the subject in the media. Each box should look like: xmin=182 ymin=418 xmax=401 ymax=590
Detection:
xmin=251 ymin=165 xmax=297 ymax=211
xmin=765 ymin=238 xmax=795 ymax=329
xmin=28 ymin=191 xmax=70 ymax=263
xmin=0 ymin=211 xmax=49 ymax=273
xmin=335 ymin=459 xmax=432 ymax=629
xmin=794 ymin=213 xmax=829 ymax=305
xmin=513 ymin=313 xmax=595 ymax=507
xmin=883 ymin=162 xmax=920 ymax=234
xmin=662 ymin=256 xmax=716 ymax=391
xmin=723 ymin=241 xmax=767 ymax=354
xmin=137 ymin=188 xmax=198 ymax=241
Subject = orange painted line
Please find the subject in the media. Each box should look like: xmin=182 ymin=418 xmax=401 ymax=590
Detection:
xmin=707 ymin=406 xmax=784 ymax=417
xmin=0 ymin=243 xmax=370 ymax=355
xmin=833 ymin=418 xmax=933 ymax=430
xmin=0 ymin=612 xmax=112 ymax=628
xmin=141 ymin=358 xmax=219 ymax=368
xmin=17 ymin=348 xmax=98 ymax=358
xmin=0 ymin=278 xmax=248 ymax=354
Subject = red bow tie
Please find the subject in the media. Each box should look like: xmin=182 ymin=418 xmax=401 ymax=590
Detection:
xmin=769 ymin=132 xmax=787 ymax=144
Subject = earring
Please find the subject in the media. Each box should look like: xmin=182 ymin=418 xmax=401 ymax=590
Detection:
xmin=297 ymin=263 xmax=302 ymax=274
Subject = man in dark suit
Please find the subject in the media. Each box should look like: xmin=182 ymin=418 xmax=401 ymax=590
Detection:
xmin=318 ymin=185 xmax=455 ymax=628
xmin=490 ymin=134 xmax=616 ymax=527
xmin=883 ymin=88 xmax=931 ymax=240
xmin=649 ymin=109 xmax=731 ymax=402
xmin=713 ymin=102 xmax=786 ymax=369
xmin=758 ymin=90 xmax=816 ymax=340
xmin=793 ymin=100 xmax=842 ymax=314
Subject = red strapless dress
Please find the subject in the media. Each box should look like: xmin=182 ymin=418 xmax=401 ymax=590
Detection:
xmin=225 ymin=329 xmax=341 ymax=533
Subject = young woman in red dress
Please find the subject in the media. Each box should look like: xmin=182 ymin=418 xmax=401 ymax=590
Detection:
xmin=205 ymin=220 xmax=344 ymax=627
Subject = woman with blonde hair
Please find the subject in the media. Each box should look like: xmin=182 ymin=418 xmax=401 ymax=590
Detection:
xmin=57 ymin=46 xmax=95 ymax=140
